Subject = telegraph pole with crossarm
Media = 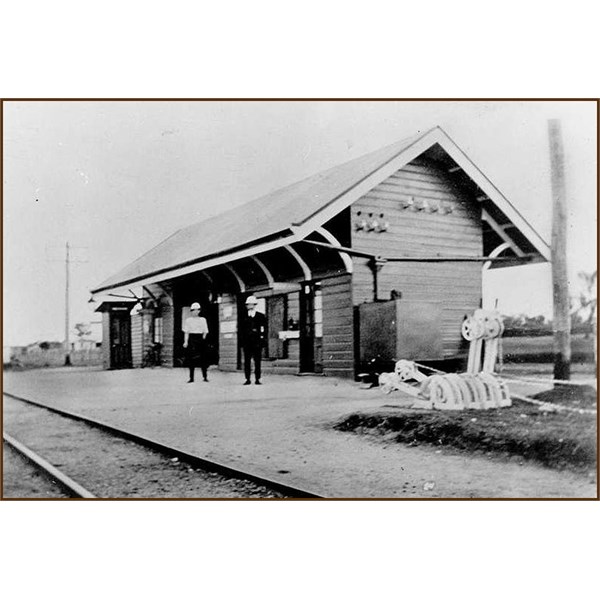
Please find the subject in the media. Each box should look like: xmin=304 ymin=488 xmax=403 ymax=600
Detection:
xmin=47 ymin=242 xmax=88 ymax=366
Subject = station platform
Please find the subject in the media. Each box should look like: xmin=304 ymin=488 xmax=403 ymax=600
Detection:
xmin=3 ymin=366 xmax=596 ymax=498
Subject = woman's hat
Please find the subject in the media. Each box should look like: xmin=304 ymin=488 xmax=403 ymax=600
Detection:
xmin=245 ymin=295 xmax=258 ymax=305
xmin=190 ymin=302 xmax=201 ymax=310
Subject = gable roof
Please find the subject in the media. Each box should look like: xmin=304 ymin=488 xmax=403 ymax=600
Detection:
xmin=92 ymin=126 xmax=550 ymax=294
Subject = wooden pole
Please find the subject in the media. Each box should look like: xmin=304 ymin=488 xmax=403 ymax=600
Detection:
xmin=548 ymin=119 xmax=571 ymax=381
xmin=64 ymin=241 xmax=71 ymax=366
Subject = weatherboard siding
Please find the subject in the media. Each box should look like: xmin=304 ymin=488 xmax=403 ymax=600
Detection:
xmin=160 ymin=303 xmax=175 ymax=366
xmin=216 ymin=280 xmax=353 ymax=376
xmin=141 ymin=283 xmax=175 ymax=367
xmin=321 ymin=274 xmax=354 ymax=377
xmin=101 ymin=312 xmax=111 ymax=370
xmin=351 ymin=159 xmax=483 ymax=358
xmin=218 ymin=293 xmax=238 ymax=371
xmin=131 ymin=313 xmax=143 ymax=367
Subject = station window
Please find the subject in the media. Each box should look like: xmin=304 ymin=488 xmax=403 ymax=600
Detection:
xmin=153 ymin=317 xmax=163 ymax=344
xmin=314 ymin=288 xmax=323 ymax=338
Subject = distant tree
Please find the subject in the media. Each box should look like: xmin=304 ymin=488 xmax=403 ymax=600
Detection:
xmin=571 ymin=270 xmax=597 ymax=335
xmin=529 ymin=315 xmax=546 ymax=327
xmin=503 ymin=314 xmax=526 ymax=329
xmin=571 ymin=312 xmax=584 ymax=328
xmin=39 ymin=341 xmax=50 ymax=350
xmin=502 ymin=313 xmax=554 ymax=340
xmin=503 ymin=314 xmax=550 ymax=332
xmin=75 ymin=322 xmax=92 ymax=338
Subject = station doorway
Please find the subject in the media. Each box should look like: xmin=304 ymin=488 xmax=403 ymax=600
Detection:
xmin=299 ymin=283 xmax=323 ymax=373
xmin=109 ymin=308 xmax=132 ymax=369
xmin=174 ymin=292 xmax=220 ymax=367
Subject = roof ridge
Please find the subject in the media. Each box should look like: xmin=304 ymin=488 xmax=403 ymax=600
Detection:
xmin=175 ymin=128 xmax=439 ymax=233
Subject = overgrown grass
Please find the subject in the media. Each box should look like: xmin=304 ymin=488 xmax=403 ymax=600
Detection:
xmin=531 ymin=384 xmax=597 ymax=410
xmin=502 ymin=334 xmax=594 ymax=363
xmin=335 ymin=398 xmax=597 ymax=473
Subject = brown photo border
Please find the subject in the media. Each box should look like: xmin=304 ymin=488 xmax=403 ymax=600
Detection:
xmin=1 ymin=97 xmax=598 ymax=501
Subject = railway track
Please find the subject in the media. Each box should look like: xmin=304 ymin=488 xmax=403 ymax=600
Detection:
xmin=3 ymin=392 xmax=322 ymax=499
xmin=4 ymin=433 xmax=96 ymax=498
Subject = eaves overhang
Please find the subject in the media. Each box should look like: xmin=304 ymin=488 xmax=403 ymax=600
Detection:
xmin=91 ymin=228 xmax=296 ymax=295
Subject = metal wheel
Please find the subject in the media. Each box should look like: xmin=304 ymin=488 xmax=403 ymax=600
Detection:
xmin=460 ymin=374 xmax=486 ymax=409
xmin=462 ymin=317 xmax=484 ymax=341
xmin=483 ymin=316 xmax=502 ymax=339
xmin=429 ymin=375 xmax=459 ymax=409
xmin=379 ymin=373 xmax=395 ymax=394
xmin=459 ymin=375 xmax=480 ymax=408
xmin=497 ymin=316 xmax=505 ymax=337
xmin=427 ymin=376 xmax=444 ymax=404
xmin=380 ymin=382 xmax=395 ymax=394
xmin=478 ymin=373 xmax=501 ymax=408
xmin=394 ymin=360 xmax=418 ymax=381
xmin=496 ymin=377 xmax=512 ymax=407
xmin=445 ymin=374 xmax=470 ymax=407
xmin=419 ymin=377 xmax=432 ymax=399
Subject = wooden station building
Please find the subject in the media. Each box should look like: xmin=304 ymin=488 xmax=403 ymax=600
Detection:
xmin=91 ymin=127 xmax=550 ymax=377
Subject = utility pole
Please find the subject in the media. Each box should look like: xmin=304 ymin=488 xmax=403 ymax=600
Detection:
xmin=548 ymin=119 xmax=571 ymax=381
xmin=46 ymin=242 xmax=88 ymax=366
xmin=65 ymin=241 xmax=71 ymax=366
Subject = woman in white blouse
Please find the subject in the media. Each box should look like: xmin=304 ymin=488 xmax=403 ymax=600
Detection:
xmin=182 ymin=302 xmax=209 ymax=383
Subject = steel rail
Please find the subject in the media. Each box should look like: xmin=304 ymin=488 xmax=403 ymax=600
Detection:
xmin=3 ymin=432 xmax=96 ymax=498
xmin=509 ymin=392 xmax=596 ymax=415
xmin=3 ymin=392 xmax=323 ymax=499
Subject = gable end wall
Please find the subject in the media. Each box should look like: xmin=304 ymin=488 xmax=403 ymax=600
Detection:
xmin=351 ymin=158 xmax=483 ymax=357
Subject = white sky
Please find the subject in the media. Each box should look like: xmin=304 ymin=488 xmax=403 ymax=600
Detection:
xmin=2 ymin=0 xmax=600 ymax=587
xmin=3 ymin=100 xmax=597 ymax=346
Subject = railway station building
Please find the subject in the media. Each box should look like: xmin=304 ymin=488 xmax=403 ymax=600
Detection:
xmin=91 ymin=127 xmax=550 ymax=377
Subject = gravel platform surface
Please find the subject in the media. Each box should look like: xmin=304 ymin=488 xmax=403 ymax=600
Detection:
xmin=3 ymin=367 xmax=597 ymax=498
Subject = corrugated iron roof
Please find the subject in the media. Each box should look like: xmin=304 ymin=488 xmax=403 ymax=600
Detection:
xmin=93 ymin=130 xmax=428 ymax=292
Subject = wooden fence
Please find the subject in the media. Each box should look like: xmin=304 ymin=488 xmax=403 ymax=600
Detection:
xmin=6 ymin=348 xmax=103 ymax=369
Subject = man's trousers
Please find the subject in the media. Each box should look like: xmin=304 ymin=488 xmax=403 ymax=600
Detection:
xmin=243 ymin=345 xmax=262 ymax=382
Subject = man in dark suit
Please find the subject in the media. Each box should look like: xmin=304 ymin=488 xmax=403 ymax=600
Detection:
xmin=240 ymin=295 xmax=267 ymax=385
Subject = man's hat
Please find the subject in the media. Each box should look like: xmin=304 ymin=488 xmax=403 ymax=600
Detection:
xmin=190 ymin=302 xmax=201 ymax=310
xmin=245 ymin=295 xmax=258 ymax=305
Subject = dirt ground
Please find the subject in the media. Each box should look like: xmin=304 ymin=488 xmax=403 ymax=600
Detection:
xmin=3 ymin=367 xmax=597 ymax=498
xmin=3 ymin=442 xmax=69 ymax=498
xmin=336 ymin=400 xmax=596 ymax=474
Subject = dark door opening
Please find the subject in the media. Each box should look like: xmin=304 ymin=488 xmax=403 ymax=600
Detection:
xmin=299 ymin=284 xmax=315 ymax=372
xmin=204 ymin=300 xmax=220 ymax=366
xmin=236 ymin=295 xmax=245 ymax=370
xmin=267 ymin=295 xmax=287 ymax=359
xmin=110 ymin=309 xmax=132 ymax=369
xmin=174 ymin=289 xmax=220 ymax=367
